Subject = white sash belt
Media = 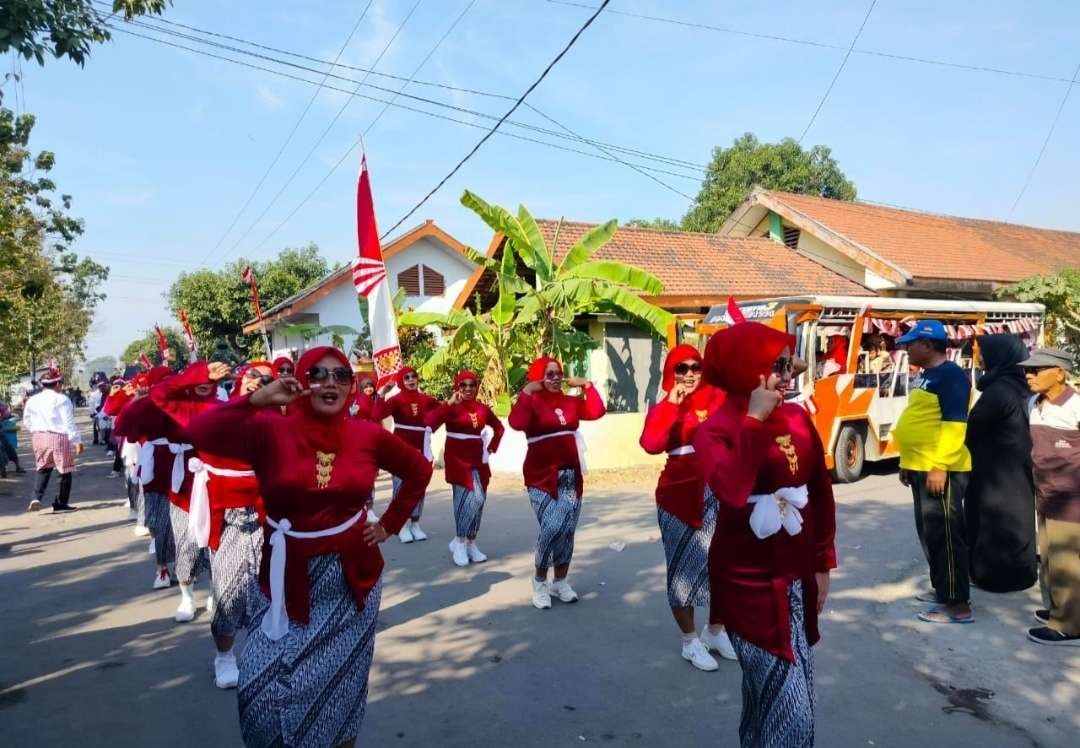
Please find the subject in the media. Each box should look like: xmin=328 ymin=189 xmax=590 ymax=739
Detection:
xmin=261 ymin=511 xmax=368 ymax=641
xmin=187 ymin=457 xmax=256 ymax=549
xmin=747 ymin=484 xmax=809 ymax=539
xmin=168 ymin=442 xmax=193 ymax=493
xmin=446 ymin=429 xmax=493 ymax=465
xmin=667 ymin=445 xmax=695 ymax=456
xmin=396 ymin=423 xmax=433 ymax=461
xmin=138 ymin=438 xmax=170 ymax=486
xmin=121 ymin=439 xmax=141 ymax=481
xmin=526 ymin=429 xmax=588 ymax=475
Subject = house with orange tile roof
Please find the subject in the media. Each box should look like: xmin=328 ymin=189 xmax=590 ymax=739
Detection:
xmin=719 ymin=188 xmax=1080 ymax=297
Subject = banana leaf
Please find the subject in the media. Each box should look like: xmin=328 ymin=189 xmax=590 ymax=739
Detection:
xmin=516 ymin=205 xmax=553 ymax=283
xmin=557 ymin=219 xmax=617 ymax=275
xmin=567 ymin=260 xmax=664 ymax=295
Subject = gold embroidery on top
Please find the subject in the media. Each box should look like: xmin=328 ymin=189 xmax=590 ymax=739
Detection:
xmin=775 ymin=435 xmax=799 ymax=476
xmin=409 ymin=403 xmax=418 ymax=417
xmin=695 ymin=408 xmax=708 ymax=423
xmin=315 ymin=451 xmax=336 ymax=489
xmin=468 ymin=411 xmax=479 ymax=429
xmin=554 ymin=407 xmax=567 ymax=426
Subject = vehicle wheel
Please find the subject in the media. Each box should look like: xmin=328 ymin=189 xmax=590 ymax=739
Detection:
xmin=833 ymin=424 xmax=865 ymax=483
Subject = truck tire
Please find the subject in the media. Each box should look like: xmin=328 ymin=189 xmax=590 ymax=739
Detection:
xmin=833 ymin=424 xmax=865 ymax=483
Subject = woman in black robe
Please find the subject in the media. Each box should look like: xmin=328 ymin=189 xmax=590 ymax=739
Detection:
xmin=965 ymin=334 xmax=1037 ymax=592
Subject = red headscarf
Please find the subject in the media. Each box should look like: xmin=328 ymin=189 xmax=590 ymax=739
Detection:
xmin=661 ymin=344 xmax=702 ymax=391
xmin=827 ymin=336 xmax=849 ymax=371
xmin=272 ymin=356 xmax=294 ymax=375
xmin=703 ymin=322 xmax=794 ymax=397
xmin=454 ymin=370 xmax=479 ymax=389
xmin=527 ymin=357 xmax=561 ymax=383
xmin=147 ymin=366 xmax=173 ymax=386
xmin=397 ymin=366 xmax=417 ymax=386
xmin=291 ymin=346 xmax=354 ymax=451
xmin=231 ymin=360 xmax=275 ymax=399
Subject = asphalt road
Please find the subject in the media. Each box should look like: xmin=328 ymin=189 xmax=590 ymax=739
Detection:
xmin=1 ymin=414 xmax=1076 ymax=747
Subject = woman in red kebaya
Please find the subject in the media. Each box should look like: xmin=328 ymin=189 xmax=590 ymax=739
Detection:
xmin=376 ymin=366 xmax=439 ymax=543
xmin=151 ymin=360 xmax=233 ymax=623
xmin=113 ymin=366 xmax=179 ymax=590
xmin=351 ymin=368 xmax=382 ymax=423
xmin=185 ymin=346 xmax=431 ymax=748
xmin=426 ymin=370 xmax=505 ymax=566
xmin=508 ymin=357 xmax=605 ymax=609
xmin=640 ymin=344 xmax=736 ymax=671
xmin=271 ymin=356 xmax=294 ymax=378
xmin=170 ymin=360 xmax=274 ymax=689
xmin=693 ymin=322 xmax=837 ymax=748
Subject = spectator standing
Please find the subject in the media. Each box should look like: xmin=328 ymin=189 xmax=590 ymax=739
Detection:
xmin=22 ymin=368 xmax=84 ymax=512
xmin=965 ymin=335 xmax=1038 ymax=592
xmin=1021 ymin=349 xmax=1080 ymax=647
xmin=894 ymin=321 xmax=974 ymax=624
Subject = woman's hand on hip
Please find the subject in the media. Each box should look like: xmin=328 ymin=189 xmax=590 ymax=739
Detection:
xmin=363 ymin=522 xmax=390 ymax=546
xmin=815 ymin=571 xmax=830 ymax=614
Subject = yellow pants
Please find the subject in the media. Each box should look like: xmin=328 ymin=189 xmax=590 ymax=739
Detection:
xmin=1038 ymin=514 xmax=1080 ymax=636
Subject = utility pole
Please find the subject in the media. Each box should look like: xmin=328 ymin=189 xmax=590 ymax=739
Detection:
xmin=27 ymin=316 xmax=35 ymax=387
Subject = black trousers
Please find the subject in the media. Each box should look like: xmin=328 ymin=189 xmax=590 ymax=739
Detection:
xmin=910 ymin=471 xmax=970 ymax=605
xmin=33 ymin=468 xmax=72 ymax=508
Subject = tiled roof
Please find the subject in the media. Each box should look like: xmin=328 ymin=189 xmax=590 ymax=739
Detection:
xmin=534 ymin=219 xmax=871 ymax=300
xmin=764 ymin=191 xmax=1080 ymax=283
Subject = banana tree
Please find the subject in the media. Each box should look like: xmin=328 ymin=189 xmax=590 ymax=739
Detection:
xmin=458 ymin=190 xmax=673 ymax=361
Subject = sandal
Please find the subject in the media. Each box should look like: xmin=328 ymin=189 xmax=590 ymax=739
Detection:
xmin=917 ymin=608 xmax=974 ymax=625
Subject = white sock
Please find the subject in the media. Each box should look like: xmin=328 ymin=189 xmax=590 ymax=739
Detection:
xmin=682 ymin=633 xmax=698 ymax=645
xmin=180 ymin=584 xmax=193 ymax=602
xmin=215 ymin=648 xmax=234 ymax=661
xmin=455 ymin=537 xmax=466 ymax=545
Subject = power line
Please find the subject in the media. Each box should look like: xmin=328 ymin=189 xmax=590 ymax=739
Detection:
xmin=247 ymin=0 xmax=477 ymax=255
xmin=199 ymin=2 xmax=375 ymax=265
xmin=544 ymin=0 xmax=1078 ymax=85
xmin=1008 ymin=61 xmax=1080 ymax=218
xmin=381 ymin=0 xmax=612 ymax=238
xmin=220 ymin=0 xmax=426 ymax=262
xmin=106 ymin=15 xmax=705 ymax=172
xmin=107 ymin=23 xmax=701 ymax=183
xmin=798 ymin=0 xmax=877 ymax=144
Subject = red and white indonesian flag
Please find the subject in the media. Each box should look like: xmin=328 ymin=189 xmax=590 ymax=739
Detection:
xmin=353 ymin=155 xmax=401 ymax=387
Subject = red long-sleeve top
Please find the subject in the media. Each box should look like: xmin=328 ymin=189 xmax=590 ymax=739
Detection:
xmin=426 ymin=400 xmax=504 ymax=492
xmin=353 ymin=393 xmax=385 ymax=423
xmin=102 ymin=390 xmax=132 ymax=417
xmin=639 ymin=384 xmax=726 ymax=527
xmin=378 ymin=391 xmax=440 ymax=455
xmin=507 ymin=386 xmax=606 ymax=499
xmin=113 ymin=396 xmax=174 ymax=496
xmin=693 ymin=398 xmax=838 ymax=662
xmin=185 ymin=396 xmax=432 ymax=625
xmin=152 ymin=362 xmax=263 ymax=549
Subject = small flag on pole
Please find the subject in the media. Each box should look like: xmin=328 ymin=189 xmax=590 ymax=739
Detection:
xmin=179 ymin=308 xmax=197 ymax=361
xmin=241 ymin=265 xmax=273 ymax=356
xmin=139 ymin=352 xmax=153 ymax=370
xmin=353 ymin=155 xmax=401 ymax=387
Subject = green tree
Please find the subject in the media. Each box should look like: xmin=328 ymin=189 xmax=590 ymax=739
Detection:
xmin=166 ymin=244 xmax=333 ymax=358
xmin=680 ymin=133 xmax=857 ymax=233
xmin=119 ymin=325 xmax=185 ymax=368
xmin=0 ymin=108 xmax=108 ymax=384
xmin=998 ymin=269 xmax=1080 ymax=364
xmin=0 ymin=1 xmax=170 ymax=70
xmin=400 ymin=190 xmax=673 ymax=414
xmin=625 ymin=217 xmax=679 ymax=231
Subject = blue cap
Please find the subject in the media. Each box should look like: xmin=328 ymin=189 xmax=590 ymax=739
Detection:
xmin=896 ymin=319 xmax=948 ymax=344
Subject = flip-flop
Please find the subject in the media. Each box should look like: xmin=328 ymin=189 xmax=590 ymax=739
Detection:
xmin=915 ymin=591 xmax=939 ymax=603
xmin=918 ymin=608 xmax=974 ymax=625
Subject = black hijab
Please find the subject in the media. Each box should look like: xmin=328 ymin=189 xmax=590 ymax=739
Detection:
xmin=977 ymin=334 xmax=1029 ymax=392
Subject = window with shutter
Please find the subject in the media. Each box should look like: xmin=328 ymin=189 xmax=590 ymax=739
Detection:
xmin=397 ymin=265 xmax=421 ymax=295
xmin=422 ymin=265 xmax=445 ymax=296
xmin=782 ymin=226 xmax=801 ymax=249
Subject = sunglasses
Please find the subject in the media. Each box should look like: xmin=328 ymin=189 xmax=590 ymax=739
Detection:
xmin=277 ymin=366 xmax=294 ymax=376
xmin=244 ymin=369 xmax=274 ymax=383
xmin=773 ymin=357 xmax=794 ymax=375
xmin=458 ymin=380 xmax=478 ymax=390
xmin=306 ymin=366 xmax=353 ymax=385
xmin=674 ymin=362 xmax=701 ymax=376
xmin=543 ymin=372 xmax=562 ymax=381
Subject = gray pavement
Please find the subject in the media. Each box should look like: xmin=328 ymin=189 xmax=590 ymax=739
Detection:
xmin=0 ymin=414 xmax=1077 ymax=747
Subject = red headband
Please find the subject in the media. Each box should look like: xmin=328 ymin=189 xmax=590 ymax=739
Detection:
xmin=454 ymin=370 xmax=479 ymax=389
xmin=527 ymin=357 xmax=561 ymax=383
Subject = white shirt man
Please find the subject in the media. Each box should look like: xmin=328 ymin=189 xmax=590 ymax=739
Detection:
xmin=23 ymin=369 xmax=83 ymax=512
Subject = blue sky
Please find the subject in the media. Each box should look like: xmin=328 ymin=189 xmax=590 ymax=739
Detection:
xmin=18 ymin=0 xmax=1080 ymax=361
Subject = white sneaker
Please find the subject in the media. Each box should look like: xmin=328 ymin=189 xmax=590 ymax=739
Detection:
xmin=449 ymin=539 xmax=469 ymax=567
xmin=175 ymin=595 xmax=196 ymax=622
xmin=682 ymin=637 xmax=720 ymax=672
xmin=700 ymin=626 xmax=737 ymax=661
xmin=27 ymin=499 xmax=41 ymax=512
xmin=410 ymin=522 xmax=427 ymax=541
xmin=214 ymin=652 xmax=239 ymax=689
xmin=532 ymin=578 xmax=552 ymax=609
xmin=153 ymin=568 xmax=171 ymax=589
xmin=465 ymin=542 xmax=488 ymax=563
xmin=398 ymin=523 xmax=414 ymax=544
xmin=205 ymin=595 xmax=215 ymax=614
xmin=133 ymin=524 xmax=150 ymax=537
xmin=147 ymin=539 xmax=156 ymax=555
xmin=550 ymin=578 xmax=579 ymax=603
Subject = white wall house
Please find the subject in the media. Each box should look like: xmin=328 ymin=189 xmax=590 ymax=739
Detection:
xmin=246 ymin=220 xmax=477 ymax=359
